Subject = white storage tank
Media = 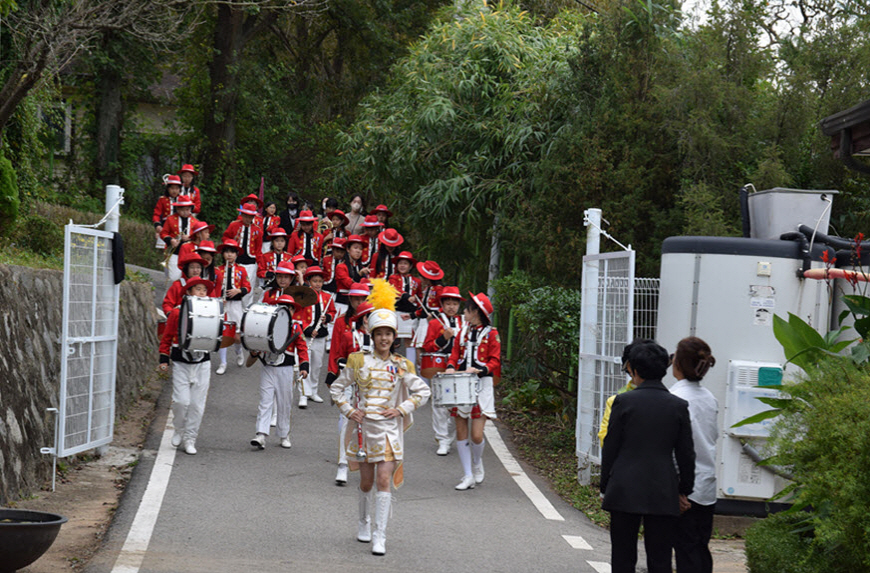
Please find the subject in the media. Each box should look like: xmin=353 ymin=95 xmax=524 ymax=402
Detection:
xmin=655 ymin=236 xmax=834 ymax=513
xmin=747 ymin=188 xmax=837 ymax=240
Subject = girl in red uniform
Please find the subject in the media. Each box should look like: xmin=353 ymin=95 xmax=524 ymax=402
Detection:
xmin=388 ymin=251 xmax=421 ymax=361
xmin=446 ymin=292 xmax=501 ymax=490
xmin=370 ymin=228 xmax=404 ymax=279
xmin=257 ymin=227 xmax=289 ymax=289
xmin=360 ymin=215 xmax=382 ymax=267
xmin=153 ymin=174 xmax=182 ymax=250
xmin=215 ymin=240 xmax=252 ymax=374
xmin=333 ymin=235 xmax=371 ymax=307
xmin=288 ymin=210 xmax=323 ymax=265
xmin=158 ymin=278 xmax=216 ymax=455
xmin=162 ymin=252 xmax=207 ymax=316
xmin=420 ymin=287 xmax=464 ymax=455
xmin=177 ymin=164 xmax=202 ymax=214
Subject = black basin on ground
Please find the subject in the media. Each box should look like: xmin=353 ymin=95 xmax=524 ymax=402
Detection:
xmin=0 ymin=509 xmax=68 ymax=572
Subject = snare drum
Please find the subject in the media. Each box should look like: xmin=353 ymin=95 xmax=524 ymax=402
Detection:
xmin=432 ymin=372 xmax=479 ymax=407
xmin=220 ymin=321 xmax=237 ymax=348
xmin=241 ymin=303 xmax=292 ymax=353
xmin=179 ymin=296 xmax=224 ymax=352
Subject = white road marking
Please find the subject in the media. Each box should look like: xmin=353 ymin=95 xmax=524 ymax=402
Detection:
xmin=587 ymin=561 xmax=611 ymax=573
xmin=484 ymin=424 xmax=565 ymax=521
xmin=111 ymin=411 xmax=179 ymax=573
xmin=562 ymin=534 xmax=593 ymax=550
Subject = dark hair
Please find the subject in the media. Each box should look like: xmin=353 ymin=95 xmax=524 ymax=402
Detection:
xmin=627 ymin=341 xmax=669 ymax=380
xmin=621 ymin=338 xmax=656 ymax=370
xmin=673 ymin=337 xmax=715 ymax=382
xmin=324 ymin=197 xmax=339 ymax=210
xmin=375 ymin=243 xmax=401 ymax=275
xmin=349 ymin=193 xmax=367 ymax=214
xmin=464 ymin=299 xmax=490 ymax=326
xmin=263 ymin=201 xmax=277 ymax=213
xmin=286 ymin=192 xmax=299 ymax=205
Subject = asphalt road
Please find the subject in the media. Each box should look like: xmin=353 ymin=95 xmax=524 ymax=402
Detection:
xmin=90 ymin=266 xmax=615 ymax=572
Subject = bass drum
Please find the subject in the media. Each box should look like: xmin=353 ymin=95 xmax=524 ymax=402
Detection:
xmin=241 ymin=303 xmax=292 ymax=353
xmin=179 ymin=296 xmax=224 ymax=352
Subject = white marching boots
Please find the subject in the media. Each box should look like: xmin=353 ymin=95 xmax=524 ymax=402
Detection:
xmin=357 ymin=489 xmax=372 ymax=542
xmin=371 ymin=491 xmax=392 ymax=555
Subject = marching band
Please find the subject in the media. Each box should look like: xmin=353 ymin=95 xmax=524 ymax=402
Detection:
xmin=155 ymin=172 xmax=502 ymax=556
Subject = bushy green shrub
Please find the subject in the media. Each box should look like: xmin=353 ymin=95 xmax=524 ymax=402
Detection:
xmin=750 ymin=358 xmax=870 ymax=572
xmin=0 ymin=151 xmax=20 ymax=233
xmin=494 ymin=270 xmax=582 ymax=422
xmin=744 ymin=512 xmax=826 ymax=573
xmin=13 ymin=214 xmax=63 ymax=255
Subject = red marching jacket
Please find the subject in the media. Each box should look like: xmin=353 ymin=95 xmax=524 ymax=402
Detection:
xmin=179 ymin=186 xmax=202 ymax=214
xmin=223 ymin=221 xmax=264 ymax=261
xmin=447 ymin=325 xmax=502 ymax=382
xmin=257 ymin=250 xmax=289 ymax=279
xmin=152 ymin=196 xmax=177 ymax=227
xmin=287 ymin=229 xmax=324 ymax=264
xmin=325 ymin=312 xmax=370 ymax=384
xmin=421 ymin=314 xmax=464 ymax=374
xmin=415 ymin=285 xmax=443 ymax=319
xmin=160 ymin=214 xmax=200 ymax=244
xmin=162 ymin=277 xmax=192 ymax=315
xmin=388 ymin=273 xmax=422 ymax=299
xmin=214 ymin=263 xmax=251 ymax=301
xmin=293 ymin=290 xmax=337 ymax=337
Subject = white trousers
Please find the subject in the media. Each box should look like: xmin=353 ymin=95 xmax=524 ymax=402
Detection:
xmin=424 ymin=377 xmax=455 ymax=444
xmin=304 ymin=337 xmax=327 ymax=397
xmin=166 ymin=254 xmax=181 ymax=284
xmin=171 ymin=361 xmax=211 ymax=442
xmin=257 ymin=365 xmax=294 ymax=437
xmin=240 ymin=262 xmax=258 ymax=308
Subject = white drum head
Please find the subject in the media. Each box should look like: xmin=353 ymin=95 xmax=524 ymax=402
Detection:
xmin=269 ymin=307 xmax=291 ymax=353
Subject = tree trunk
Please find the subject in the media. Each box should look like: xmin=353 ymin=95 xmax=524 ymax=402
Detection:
xmin=95 ymin=40 xmax=124 ymax=187
xmin=487 ymin=212 xmax=500 ymax=300
xmin=202 ymin=5 xmax=246 ymax=192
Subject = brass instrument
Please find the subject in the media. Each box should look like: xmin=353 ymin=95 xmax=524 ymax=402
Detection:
xmin=160 ymin=233 xmax=182 ymax=268
xmin=318 ymin=217 xmax=334 ymax=234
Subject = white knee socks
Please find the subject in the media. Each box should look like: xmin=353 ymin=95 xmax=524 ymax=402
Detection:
xmin=457 ymin=439 xmax=472 ymax=477
xmin=471 ymin=439 xmax=485 ymax=466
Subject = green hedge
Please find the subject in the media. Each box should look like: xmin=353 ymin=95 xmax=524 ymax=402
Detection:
xmin=31 ymin=202 xmax=161 ymax=269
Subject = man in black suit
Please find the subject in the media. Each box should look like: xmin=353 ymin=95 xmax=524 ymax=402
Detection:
xmin=600 ymin=340 xmax=695 ymax=573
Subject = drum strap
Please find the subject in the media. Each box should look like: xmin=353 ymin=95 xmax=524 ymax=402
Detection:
xmin=303 ymin=233 xmax=313 ymax=260
xmin=225 ymin=263 xmax=234 ymax=293
xmin=241 ymin=225 xmax=250 ymax=256
xmin=180 ymin=216 xmax=188 ymax=235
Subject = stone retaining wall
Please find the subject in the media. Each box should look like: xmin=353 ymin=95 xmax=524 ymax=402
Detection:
xmin=0 ymin=264 xmax=158 ymax=504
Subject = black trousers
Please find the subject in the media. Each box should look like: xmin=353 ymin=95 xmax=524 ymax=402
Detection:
xmin=609 ymin=510 xmax=677 ymax=573
xmin=674 ymin=501 xmax=715 ymax=573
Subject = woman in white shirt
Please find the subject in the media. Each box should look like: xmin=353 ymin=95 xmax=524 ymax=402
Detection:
xmin=669 ymin=337 xmax=718 ymax=573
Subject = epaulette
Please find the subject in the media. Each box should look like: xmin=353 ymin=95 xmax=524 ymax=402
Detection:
xmin=392 ymin=354 xmax=416 ymax=375
xmin=347 ymin=351 xmax=365 ymax=371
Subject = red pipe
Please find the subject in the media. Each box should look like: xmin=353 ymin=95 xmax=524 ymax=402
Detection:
xmin=803 ymin=268 xmax=870 ymax=282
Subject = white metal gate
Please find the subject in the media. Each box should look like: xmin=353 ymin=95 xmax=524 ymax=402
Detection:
xmin=57 ymin=225 xmax=120 ymax=457
xmin=576 ymin=251 xmax=635 ymax=478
